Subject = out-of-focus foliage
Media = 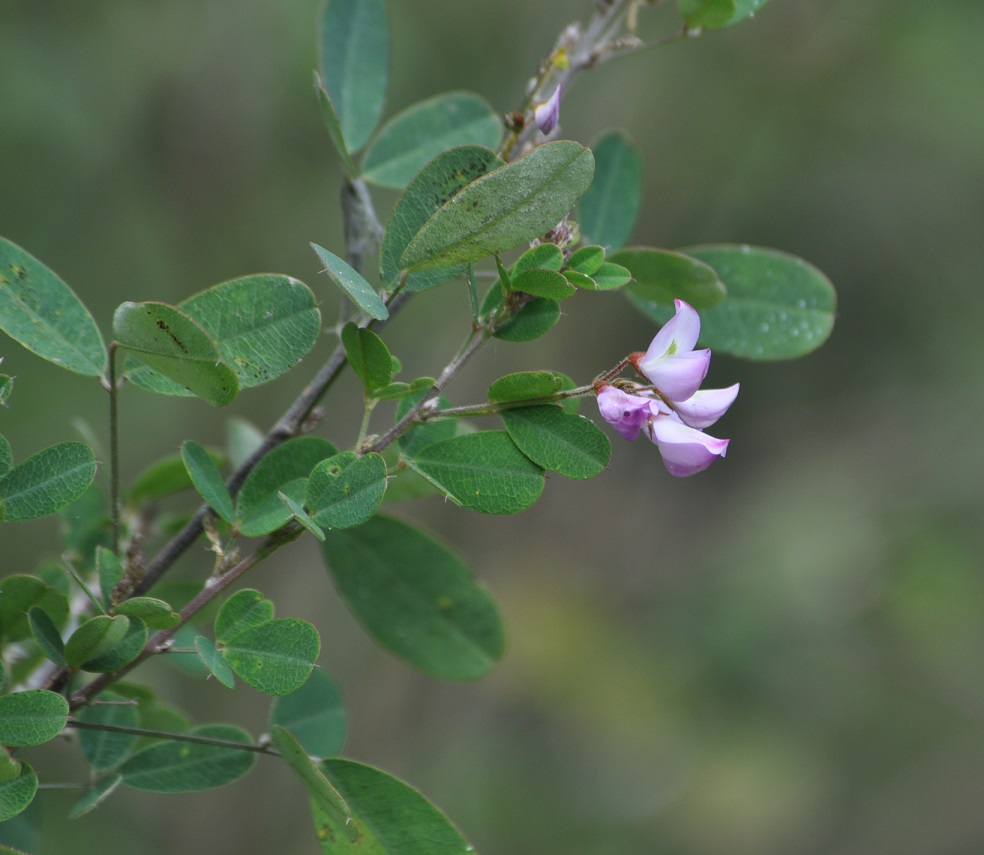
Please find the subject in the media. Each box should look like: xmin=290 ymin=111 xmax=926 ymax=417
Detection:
xmin=1 ymin=0 xmax=982 ymax=853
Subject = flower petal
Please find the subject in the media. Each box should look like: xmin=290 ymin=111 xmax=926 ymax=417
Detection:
xmin=643 ymin=299 xmax=701 ymax=362
xmin=640 ymin=349 xmax=710 ymax=402
xmin=596 ymin=385 xmax=656 ymax=441
xmin=647 ymin=413 xmax=729 ymax=477
xmin=534 ymin=85 xmax=562 ymax=135
xmin=671 ymin=383 xmax=739 ymax=429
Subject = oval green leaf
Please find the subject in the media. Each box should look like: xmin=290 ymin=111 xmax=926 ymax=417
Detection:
xmin=0 ymin=237 xmax=106 ymax=376
xmin=511 ymin=243 xmax=564 ymax=275
xmin=181 ymin=441 xmax=234 ymax=523
xmin=221 ymin=618 xmax=320 ymax=696
xmin=0 ymin=576 xmax=68 ymax=642
xmin=314 ymin=72 xmax=358 ymax=178
xmin=236 ymin=436 xmax=339 ymax=537
xmin=362 ymin=91 xmax=502 ymax=188
xmin=587 ymin=261 xmax=632 ymax=291
xmin=340 ymin=323 xmax=393 ymax=392
xmin=194 ymin=636 xmax=236 ymax=689
xmin=316 ymin=759 xmax=475 ymax=854
xmin=579 ymin=131 xmax=642 ymax=250
xmin=0 ymin=441 xmax=96 ymax=523
xmin=114 ymin=597 xmax=180 ymax=630
xmin=312 ymin=244 xmax=389 ymax=321
xmin=214 ymin=589 xmax=274 ymax=644
xmin=119 ymin=724 xmax=256 ymax=792
xmin=0 ymin=762 xmax=37 ymax=823
xmin=81 ymin=616 xmax=148 ymax=673
xmin=501 ymin=406 xmax=611 ymax=480
xmin=677 ymin=0 xmax=736 ymax=28
xmin=401 ymin=141 xmax=595 ymax=272
xmin=321 ymin=515 xmax=505 ymax=681
xmin=566 ymin=245 xmax=605 ymax=275
xmin=380 ymin=145 xmax=502 ymax=292
xmin=628 ymin=244 xmax=836 ymax=360
xmin=482 ymin=282 xmax=561 ymax=342
xmin=489 ymin=370 xmax=570 ymax=404
xmin=28 ymin=607 xmax=66 ymax=666
xmin=114 ymin=302 xmax=238 ymax=406
xmin=319 ymin=0 xmax=389 ymax=153
xmin=68 ymin=774 xmax=122 ymax=820
xmin=405 ymin=431 xmax=544 ymax=514
xmin=613 ymin=247 xmax=726 ymax=308
xmin=128 ymin=447 xmax=222 ymax=504
xmin=511 ymin=268 xmax=576 ymax=300
xmin=125 ymin=275 xmax=320 ymax=396
xmin=270 ymin=669 xmax=346 ymax=759
xmin=64 ymin=615 xmax=131 ymax=669
xmin=77 ymin=692 xmax=140 ymax=771
xmin=0 ymin=691 xmax=68 ymax=747
xmin=306 ymin=452 xmax=387 ymax=529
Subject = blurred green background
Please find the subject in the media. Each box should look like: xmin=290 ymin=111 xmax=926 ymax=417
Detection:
xmin=2 ymin=0 xmax=984 ymax=852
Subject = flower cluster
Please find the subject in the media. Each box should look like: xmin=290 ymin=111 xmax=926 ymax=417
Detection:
xmin=595 ymin=300 xmax=738 ymax=477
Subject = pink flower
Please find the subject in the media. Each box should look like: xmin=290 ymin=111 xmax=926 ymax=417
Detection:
xmin=648 ymin=402 xmax=730 ymax=477
xmin=594 ymin=301 xmax=738 ymax=476
xmin=629 ymin=299 xmax=710 ymax=402
xmin=595 ymin=384 xmax=658 ymax=441
xmin=534 ymin=85 xmax=562 ymax=135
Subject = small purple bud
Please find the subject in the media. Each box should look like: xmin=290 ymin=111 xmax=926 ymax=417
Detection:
xmin=534 ymin=85 xmax=562 ymax=135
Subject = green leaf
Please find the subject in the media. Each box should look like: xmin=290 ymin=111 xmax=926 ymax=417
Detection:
xmin=322 ymin=515 xmax=505 ymax=681
xmin=678 ymin=0 xmax=767 ymax=28
xmin=613 ymin=247 xmax=727 ymax=308
xmin=340 ymin=323 xmax=393 ymax=392
xmin=235 ymin=436 xmax=338 ymax=537
xmin=270 ymin=669 xmax=346 ymax=759
xmin=312 ymin=243 xmax=389 ymax=321
xmin=96 ymin=546 xmax=126 ymax=610
xmin=194 ymin=636 xmax=236 ymax=689
xmin=125 ymin=275 xmax=320 ymax=396
xmin=64 ymin=615 xmax=131 ymax=669
xmin=279 ymin=492 xmax=326 ymax=542
xmin=0 ymin=237 xmax=106 ymax=376
xmin=119 ymin=724 xmax=256 ymax=793
xmin=77 ymin=692 xmax=140 ymax=770
xmin=0 ymin=762 xmax=37 ymax=823
xmin=380 ymin=145 xmax=502 ymax=292
xmin=114 ymin=597 xmax=181 ymax=630
xmin=270 ymin=726 xmax=356 ymax=842
xmin=0 ymin=691 xmax=68 ymax=747
xmin=226 ymin=417 xmax=264 ymax=469
xmin=128 ymin=447 xmax=222 ymax=504
xmin=114 ymin=302 xmax=238 ymax=406
xmin=501 ymin=406 xmax=611 ymax=480
xmin=0 ymin=441 xmax=96 ymax=522
xmin=314 ymin=72 xmax=358 ymax=177
xmin=319 ymin=0 xmax=389 ymax=153
xmin=510 ymin=242 xmax=564 ymax=275
xmin=402 ymin=141 xmax=595 ymax=271
xmin=27 ymin=607 xmax=66 ymax=666
xmin=316 ymin=759 xmax=475 ymax=854
xmin=181 ymin=441 xmax=234 ymax=523
xmin=566 ymin=245 xmax=606 ymax=275
xmin=677 ymin=0 xmax=736 ymax=28
xmin=583 ymin=261 xmax=632 ymax=291
xmin=370 ymin=375 xmax=437 ymax=401
xmin=489 ymin=370 xmax=571 ymax=404
xmin=511 ymin=268 xmax=576 ymax=299
xmin=0 ymin=435 xmax=11 ymax=481
xmin=306 ymin=452 xmax=387 ymax=529
xmin=406 ymin=431 xmax=544 ymax=514
xmin=68 ymin=774 xmax=122 ymax=820
xmin=579 ymin=131 xmax=642 ymax=250
xmin=362 ymin=91 xmax=502 ymax=188
xmin=482 ymin=282 xmax=561 ymax=342
xmin=0 ymin=376 xmax=12 ymax=409
xmin=627 ymin=244 xmax=837 ymax=359
xmin=221 ymin=619 xmax=320 ymax=696
xmin=80 ymin=616 xmax=148 ymax=673
xmin=0 ymin=576 xmax=68 ymax=642
xmin=214 ymin=589 xmax=274 ymax=644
